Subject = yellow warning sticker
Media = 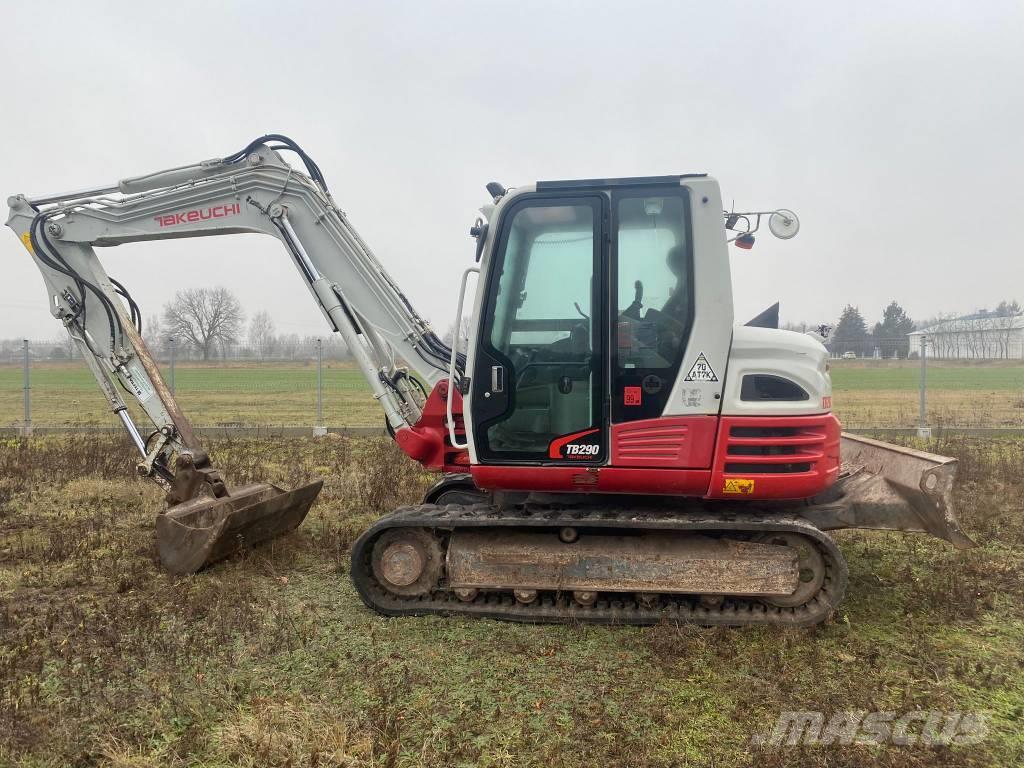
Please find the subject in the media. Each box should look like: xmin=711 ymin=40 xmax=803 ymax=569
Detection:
xmin=21 ymin=232 xmax=33 ymax=254
xmin=723 ymin=478 xmax=755 ymax=495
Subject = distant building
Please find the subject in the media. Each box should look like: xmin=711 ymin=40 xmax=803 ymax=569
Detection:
xmin=909 ymin=313 xmax=1024 ymax=359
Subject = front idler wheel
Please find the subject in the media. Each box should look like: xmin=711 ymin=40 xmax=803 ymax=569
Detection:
xmin=371 ymin=528 xmax=443 ymax=597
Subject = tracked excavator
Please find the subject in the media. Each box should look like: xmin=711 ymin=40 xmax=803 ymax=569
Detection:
xmin=6 ymin=135 xmax=973 ymax=626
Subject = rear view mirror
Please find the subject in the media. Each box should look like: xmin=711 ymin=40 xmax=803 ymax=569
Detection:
xmin=724 ymin=208 xmax=800 ymax=248
xmin=769 ymin=209 xmax=800 ymax=239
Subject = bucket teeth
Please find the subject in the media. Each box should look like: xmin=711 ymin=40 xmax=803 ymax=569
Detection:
xmin=156 ymin=480 xmax=323 ymax=575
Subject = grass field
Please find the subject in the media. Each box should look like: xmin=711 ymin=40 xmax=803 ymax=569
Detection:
xmin=0 ymin=362 xmax=383 ymax=429
xmin=1 ymin=433 xmax=1023 ymax=766
xmin=828 ymin=361 xmax=1024 ymax=428
xmin=0 ymin=359 xmax=1022 ymax=430
xmin=831 ymin=361 xmax=1024 ymax=391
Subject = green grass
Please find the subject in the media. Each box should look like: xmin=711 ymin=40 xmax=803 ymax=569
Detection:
xmin=828 ymin=361 xmax=1024 ymax=427
xmin=0 ymin=362 xmax=381 ymax=428
xmin=830 ymin=361 xmax=1024 ymax=392
xmin=1 ymin=434 xmax=1023 ymax=766
xmin=0 ymin=360 xmax=373 ymax=395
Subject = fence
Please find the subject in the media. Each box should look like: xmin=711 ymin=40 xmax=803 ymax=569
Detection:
xmin=2 ymin=338 xmax=1022 ymax=436
xmin=0 ymin=336 xmax=352 ymax=365
xmin=825 ymin=332 xmax=1024 ymax=361
xmin=1 ymin=339 xmax=378 ymax=435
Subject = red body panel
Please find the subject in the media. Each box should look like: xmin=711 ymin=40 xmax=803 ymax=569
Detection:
xmin=610 ymin=416 xmax=717 ymax=468
xmin=705 ymin=413 xmax=841 ymax=501
xmin=394 ymin=381 xmax=470 ymax=473
xmin=398 ymin=382 xmax=840 ymax=503
xmin=470 ymin=413 xmax=841 ymax=502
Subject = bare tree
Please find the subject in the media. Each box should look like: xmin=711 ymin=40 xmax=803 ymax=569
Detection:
xmin=443 ymin=315 xmax=474 ymax=351
xmin=143 ymin=313 xmax=164 ymax=357
xmin=163 ymin=287 xmax=244 ymax=361
xmin=248 ymin=310 xmax=277 ymax=360
xmin=277 ymin=332 xmax=302 ymax=360
xmin=969 ymin=310 xmax=997 ymax=359
xmin=994 ymin=300 xmax=1021 ymax=359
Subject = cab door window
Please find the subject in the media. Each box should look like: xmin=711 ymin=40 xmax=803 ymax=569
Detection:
xmin=475 ymin=198 xmax=603 ymax=461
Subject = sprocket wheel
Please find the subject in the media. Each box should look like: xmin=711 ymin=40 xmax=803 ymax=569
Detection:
xmin=756 ymin=532 xmax=826 ymax=608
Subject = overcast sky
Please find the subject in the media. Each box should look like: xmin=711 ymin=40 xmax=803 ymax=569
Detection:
xmin=2 ymin=1 xmax=1021 ymax=341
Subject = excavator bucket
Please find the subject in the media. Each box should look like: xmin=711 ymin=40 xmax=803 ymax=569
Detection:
xmin=156 ymin=480 xmax=324 ymax=575
xmin=805 ymin=433 xmax=974 ymax=548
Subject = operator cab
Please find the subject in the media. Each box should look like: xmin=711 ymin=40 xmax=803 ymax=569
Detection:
xmin=470 ymin=176 xmax=705 ymax=466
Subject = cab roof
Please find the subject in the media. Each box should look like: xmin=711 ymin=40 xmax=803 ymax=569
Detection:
xmin=535 ymin=174 xmax=708 ymax=191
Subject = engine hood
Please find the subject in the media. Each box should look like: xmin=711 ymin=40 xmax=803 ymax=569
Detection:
xmin=721 ymin=326 xmax=832 ymax=416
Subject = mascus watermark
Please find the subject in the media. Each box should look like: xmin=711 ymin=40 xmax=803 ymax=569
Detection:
xmin=751 ymin=710 xmax=988 ymax=747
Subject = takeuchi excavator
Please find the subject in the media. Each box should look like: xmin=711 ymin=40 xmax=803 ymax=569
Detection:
xmin=6 ymin=135 xmax=973 ymax=626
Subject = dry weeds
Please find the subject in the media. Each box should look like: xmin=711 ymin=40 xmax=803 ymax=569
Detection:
xmin=0 ymin=434 xmax=1021 ymax=767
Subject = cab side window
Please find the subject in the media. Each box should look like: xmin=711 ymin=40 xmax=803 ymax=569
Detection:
xmin=614 ymin=193 xmax=693 ymax=420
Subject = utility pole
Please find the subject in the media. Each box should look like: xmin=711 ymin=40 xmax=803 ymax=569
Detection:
xmin=917 ymin=333 xmax=930 ymax=439
xmin=22 ymin=339 xmax=31 ymax=436
xmin=314 ymin=338 xmax=326 ymax=436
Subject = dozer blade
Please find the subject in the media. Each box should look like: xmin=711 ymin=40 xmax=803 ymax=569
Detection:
xmin=803 ymin=433 xmax=973 ymax=548
xmin=156 ymin=480 xmax=323 ymax=575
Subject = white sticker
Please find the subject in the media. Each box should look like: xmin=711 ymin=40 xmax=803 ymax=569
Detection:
xmin=125 ymin=359 xmax=156 ymax=403
xmin=684 ymin=352 xmax=718 ymax=382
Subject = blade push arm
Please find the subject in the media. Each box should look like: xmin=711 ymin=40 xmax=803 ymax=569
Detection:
xmin=5 ymin=136 xmax=459 ymax=489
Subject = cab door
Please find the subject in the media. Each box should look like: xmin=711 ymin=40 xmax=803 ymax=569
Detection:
xmin=471 ymin=195 xmax=606 ymax=464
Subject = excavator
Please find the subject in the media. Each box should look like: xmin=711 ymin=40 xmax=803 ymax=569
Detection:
xmin=6 ymin=135 xmax=973 ymax=626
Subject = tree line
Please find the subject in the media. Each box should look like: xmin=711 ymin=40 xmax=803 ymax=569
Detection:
xmin=790 ymin=299 xmax=1022 ymax=359
xmin=0 ymin=287 xmax=350 ymax=363
xmin=828 ymin=301 xmax=917 ymax=358
xmin=144 ymin=287 xmax=350 ymax=361
xmin=7 ymin=288 xmax=1023 ymax=364
xmin=919 ymin=301 xmax=1023 ymax=359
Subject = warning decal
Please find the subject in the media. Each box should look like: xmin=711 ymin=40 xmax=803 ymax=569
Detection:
xmin=723 ymin=478 xmax=755 ymax=495
xmin=684 ymin=352 xmax=718 ymax=382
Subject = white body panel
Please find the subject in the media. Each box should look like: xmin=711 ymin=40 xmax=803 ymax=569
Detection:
xmin=661 ymin=178 xmax=732 ymax=417
xmin=720 ymin=326 xmax=831 ymax=415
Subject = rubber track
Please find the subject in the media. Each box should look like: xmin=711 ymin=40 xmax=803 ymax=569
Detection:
xmin=350 ymin=504 xmax=849 ymax=627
